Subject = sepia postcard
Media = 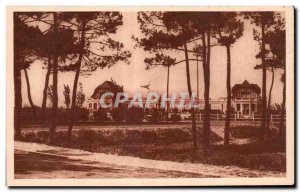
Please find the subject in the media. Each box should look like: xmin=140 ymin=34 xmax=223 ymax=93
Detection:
xmin=6 ymin=6 xmax=294 ymax=186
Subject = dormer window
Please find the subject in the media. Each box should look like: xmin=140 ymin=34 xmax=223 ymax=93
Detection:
xmin=232 ymin=80 xmax=261 ymax=100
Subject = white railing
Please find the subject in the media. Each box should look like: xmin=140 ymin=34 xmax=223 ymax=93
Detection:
xmin=194 ymin=112 xmax=285 ymax=122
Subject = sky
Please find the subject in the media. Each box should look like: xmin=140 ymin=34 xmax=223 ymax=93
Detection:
xmin=21 ymin=12 xmax=285 ymax=107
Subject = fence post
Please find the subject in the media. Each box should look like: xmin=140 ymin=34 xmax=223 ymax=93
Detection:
xmin=252 ymin=112 xmax=254 ymax=121
xmin=200 ymin=113 xmax=202 ymax=121
xmin=235 ymin=113 xmax=237 ymax=121
xmin=217 ymin=113 xmax=219 ymax=121
xmin=271 ymin=113 xmax=273 ymax=122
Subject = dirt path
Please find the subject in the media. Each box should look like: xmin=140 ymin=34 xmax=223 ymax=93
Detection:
xmin=15 ymin=150 xmax=206 ymax=179
xmin=15 ymin=141 xmax=285 ymax=178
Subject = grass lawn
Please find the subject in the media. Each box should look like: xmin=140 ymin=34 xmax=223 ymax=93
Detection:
xmin=20 ymin=125 xmax=286 ymax=172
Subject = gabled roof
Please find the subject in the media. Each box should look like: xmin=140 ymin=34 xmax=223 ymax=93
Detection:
xmin=232 ymin=80 xmax=261 ymax=95
xmin=91 ymin=80 xmax=123 ymax=99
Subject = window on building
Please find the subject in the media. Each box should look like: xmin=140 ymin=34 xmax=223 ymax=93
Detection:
xmin=241 ymin=92 xmax=250 ymax=99
xmin=250 ymin=92 xmax=257 ymax=99
xmin=253 ymin=93 xmax=257 ymax=99
xmin=93 ymin=103 xmax=98 ymax=110
xmin=237 ymin=104 xmax=240 ymax=111
xmin=89 ymin=103 xmax=92 ymax=109
xmin=251 ymin=104 xmax=256 ymax=112
xmin=236 ymin=92 xmax=241 ymax=99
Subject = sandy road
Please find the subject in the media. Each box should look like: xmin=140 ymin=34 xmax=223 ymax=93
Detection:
xmin=15 ymin=141 xmax=285 ymax=178
xmin=14 ymin=149 xmax=206 ymax=179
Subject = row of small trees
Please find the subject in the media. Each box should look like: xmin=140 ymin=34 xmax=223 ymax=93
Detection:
xmin=134 ymin=11 xmax=286 ymax=148
xmin=14 ymin=12 xmax=131 ymax=144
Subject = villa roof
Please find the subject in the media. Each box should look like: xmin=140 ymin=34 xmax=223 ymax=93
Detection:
xmin=232 ymin=80 xmax=261 ymax=95
xmin=91 ymin=80 xmax=123 ymax=99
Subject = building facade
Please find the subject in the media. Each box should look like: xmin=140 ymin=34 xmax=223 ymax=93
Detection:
xmin=87 ymin=80 xmax=124 ymax=112
xmin=231 ymin=80 xmax=261 ymax=116
xmin=86 ymin=80 xmax=261 ymax=116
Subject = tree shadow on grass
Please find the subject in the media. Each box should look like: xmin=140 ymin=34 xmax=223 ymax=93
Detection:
xmin=14 ymin=150 xmax=120 ymax=175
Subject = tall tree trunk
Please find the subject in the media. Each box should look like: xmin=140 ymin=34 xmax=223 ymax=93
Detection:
xmin=201 ymin=32 xmax=207 ymax=145
xmin=40 ymin=57 xmax=52 ymax=124
xmin=49 ymin=12 xmax=59 ymax=145
xmin=183 ymin=42 xmax=197 ymax=148
xmin=14 ymin=64 xmax=22 ymax=140
xmin=166 ymin=65 xmax=170 ymax=122
xmin=24 ymin=68 xmax=37 ymax=121
xmin=260 ymin=20 xmax=267 ymax=140
xmin=196 ymin=55 xmax=199 ymax=120
xmin=266 ymin=67 xmax=275 ymax=130
xmin=279 ymin=68 xmax=286 ymax=139
xmin=224 ymin=45 xmax=231 ymax=145
xmin=203 ymin=30 xmax=211 ymax=148
xmin=67 ymin=23 xmax=86 ymax=141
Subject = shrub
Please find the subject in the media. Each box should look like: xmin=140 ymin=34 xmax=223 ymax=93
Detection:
xmin=19 ymin=106 xmax=89 ymax=123
xmin=111 ymin=107 xmax=126 ymax=122
xmin=93 ymin=108 xmax=108 ymax=122
xmin=126 ymin=107 xmax=144 ymax=123
xmin=170 ymin=113 xmax=181 ymax=122
xmin=74 ymin=107 xmax=89 ymax=121
xmin=21 ymin=131 xmax=39 ymax=142
xmin=230 ymin=127 xmax=259 ymax=138
xmin=230 ymin=126 xmax=278 ymax=139
xmin=20 ymin=106 xmax=37 ymax=122
xmin=36 ymin=131 xmax=49 ymax=143
xmin=148 ymin=108 xmax=162 ymax=122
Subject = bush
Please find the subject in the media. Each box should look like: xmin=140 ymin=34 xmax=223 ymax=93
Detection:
xmin=20 ymin=106 xmax=89 ymax=123
xmin=126 ymin=107 xmax=144 ymax=123
xmin=20 ymin=106 xmax=70 ymax=123
xmin=230 ymin=127 xmax=259 ymax=138
xmin=55 ymin=108 xmax=69 ymax=122
xmin=21 ymin=131 xmax=39 ymax=142
xmin=21 ymin=127 xmax=223 ymax=147
xmin=148 ymin=108 xmax=162 ymax=122
xmin=111 ymin=107 xmax=126 ymax=122
xmin=93 ymin=108 xmax=108 ymax=121
xmin=74 ymin=107 xmax=89 ymax=121
xmin=230 ymin=126 xmax=278 ymax=139
xmin=20 ymin=106 xmax=37 ymax=122
xmin=170 ymin=113 xmax=181 ymax=122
